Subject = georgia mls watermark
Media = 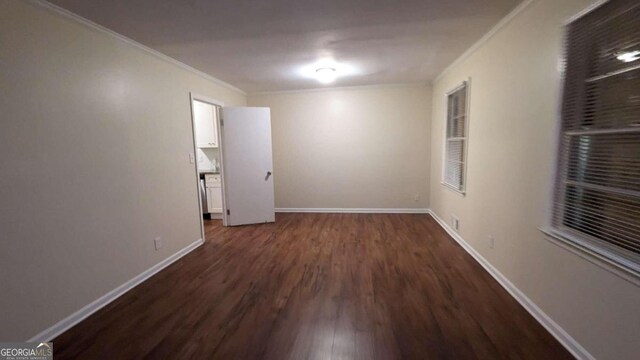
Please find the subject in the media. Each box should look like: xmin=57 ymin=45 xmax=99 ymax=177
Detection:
xmin=0 ymin=343 xmax=53 ymax=360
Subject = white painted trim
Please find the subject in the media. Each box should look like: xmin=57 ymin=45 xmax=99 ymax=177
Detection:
xmin=217 ymin=107 xmax=230 ymax=227
xmin=428 ymin=210 xmax=595 ymax=360
xmin=248 ymin=82 xmax=429 ymax=97
xmin=433 ymin=0 xmax=535 ymax=84
xmin=275 ymin=208 xmax=430 ymax=214
xmin=28 ymin=238 xmax=204 ymax=342
xmin=189 ymin=95 xmax=206 ymax=242
xmin=30 ymin=0 xmax=246 ymax=95
xmin=563 ymin=0 xmax=609 ymax=24
xmin=542 ymin=0 xmax=640 ymax=285
xmin=191 ymin=94 xmax=225 ymax=108
xmin=441 ymin=79 xmax=471 ymax=195
xmin=540 ymin=228 xmax=640 ymax=286
xmin=190 ymin=93 xmax=226 ymax=233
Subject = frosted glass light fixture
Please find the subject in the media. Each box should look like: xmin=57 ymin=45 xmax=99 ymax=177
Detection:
xmin=315 ymin=67 xmax=337 ymax=84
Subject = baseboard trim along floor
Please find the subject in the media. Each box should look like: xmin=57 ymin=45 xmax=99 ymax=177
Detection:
xmin=28 ymin=238 xmax=204 ymax=342
xmin=275 ymin=208 xmax=430 ymax=214
xmin=428 ymin=210 xmax=595 ymax=360
xmin=29 ymin=211 xmax=594 ymax=359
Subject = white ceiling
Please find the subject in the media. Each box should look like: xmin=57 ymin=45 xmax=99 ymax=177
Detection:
xmin=49 ymin=0 xmax=521 ymax=93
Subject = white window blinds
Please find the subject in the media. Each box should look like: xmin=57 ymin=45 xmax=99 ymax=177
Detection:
xmin=444 ymin=82 xmax=469 ymax=192
xmin=551 ymin=0 xmax=640 ymax=273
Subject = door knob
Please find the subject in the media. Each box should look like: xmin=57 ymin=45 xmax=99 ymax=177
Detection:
xmin=265 ymin=171 xmax=272 ymax=180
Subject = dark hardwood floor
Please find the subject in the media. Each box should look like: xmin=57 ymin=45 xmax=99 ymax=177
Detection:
xmin=54 ymin=213 xmax=571 ymax=359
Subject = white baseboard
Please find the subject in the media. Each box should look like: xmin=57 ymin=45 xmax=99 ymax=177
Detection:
xmin=275 ymin=208 xmax=430 ymax=214
xmin=428 ymin=211 xmax=594 ymax=360
xmin=27 ymin=213 xmax=594 ymax=359
xmin=28 ymin=238 xmax=204 ymax=342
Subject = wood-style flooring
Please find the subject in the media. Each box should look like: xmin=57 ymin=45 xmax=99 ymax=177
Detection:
xmin=54 ymin=213 xmax=572 ymax=359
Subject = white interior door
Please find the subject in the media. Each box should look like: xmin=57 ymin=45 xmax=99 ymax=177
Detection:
xmin=221 ymin=107 xmax=275 ymax=226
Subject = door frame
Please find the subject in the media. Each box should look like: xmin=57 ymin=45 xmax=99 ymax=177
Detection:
xmin=189 ymin=92 xmax=227 ymax=242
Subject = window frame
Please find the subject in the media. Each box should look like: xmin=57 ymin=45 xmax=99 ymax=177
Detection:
xmin=441 ymin=79 xmax=471 ymax=195
xmin=542 ymin=0 xmax=640 ymax=283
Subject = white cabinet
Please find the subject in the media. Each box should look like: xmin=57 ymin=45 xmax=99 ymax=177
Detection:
xmin=208 ymin=187 xmax=223 ymax=213
xmin=205 ymin=174 xmax=222 ymax=213
xmin=193 ymin=100 xmax=218 ymax=148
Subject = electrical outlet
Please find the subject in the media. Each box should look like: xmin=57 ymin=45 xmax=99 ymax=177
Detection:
xmin=154 ymin=237 xmax=162 ymax=251
xmin=451 ymin=215 xmax=460 ymax=232
xmin=414 ymin=194 xmax=420 ymax=202
xmin=489 ymin=236 xmax=495 ymax=249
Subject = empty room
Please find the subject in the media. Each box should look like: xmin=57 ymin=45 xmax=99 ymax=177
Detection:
xmin=1 ymin=0 xmax=638 ymax=359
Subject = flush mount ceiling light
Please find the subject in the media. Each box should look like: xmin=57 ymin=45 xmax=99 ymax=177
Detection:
xmin=315 ymin=67 xmax=337 ymax=84
xmin=297 ymin=59 xmax=359 ymax=85
xmin=616 ymin=50 xmax=640 ymax=63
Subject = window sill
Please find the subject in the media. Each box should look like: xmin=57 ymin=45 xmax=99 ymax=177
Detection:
xmin=539 ymin=227 xmax=640 ymax=286
xmin=441 ymin=181 xmax=466 ymax=196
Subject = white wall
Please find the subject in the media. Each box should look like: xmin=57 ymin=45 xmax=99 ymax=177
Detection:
xmin=429 ymin=1 xmax=640 ymax=359
xmin=197 ymin=148 xmax=220 ymax=172
xmin=248 ymin=85 xmax=431 ymax=210
xmin=0 ymin=0 xmax=245 ymax=340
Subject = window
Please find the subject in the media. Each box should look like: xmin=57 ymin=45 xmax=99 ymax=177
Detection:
xmin=443 ymin=81 xmax=469 ymax=193
xmin=551 ymin=0 xmax=640 ymax=274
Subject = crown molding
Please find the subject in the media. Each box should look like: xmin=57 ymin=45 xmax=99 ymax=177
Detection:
xmin=30 ymin=0 xmax=246 ymax=95
xmin=563 ymin=0 xmax=609 ymax=25
xmin=248 ymin=82 xmax=429 ymax=97
xmin=432 ymin=0 xmax=535 ymax=84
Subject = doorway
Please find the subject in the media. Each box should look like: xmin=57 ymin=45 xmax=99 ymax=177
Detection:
xmin=190 ymin=93 xmax=226 ymax=241
xmin=190 ymin=95 xmax=276 ymax=236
